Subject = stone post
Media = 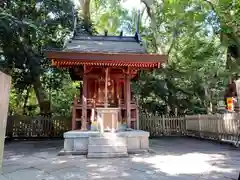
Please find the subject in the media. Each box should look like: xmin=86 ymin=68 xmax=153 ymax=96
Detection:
xmin=235 ymin=79 xmax=240 ymax=112
xmin=0 ymin=71 xmax=11 ymax=172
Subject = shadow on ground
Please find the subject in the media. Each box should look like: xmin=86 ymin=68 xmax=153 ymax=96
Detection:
xmin=1 ymin=137 xmax=239 ymax=180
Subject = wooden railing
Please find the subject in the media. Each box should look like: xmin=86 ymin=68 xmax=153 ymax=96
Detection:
xmin=140 ymin=113 xmax=240 ymax=142
xmin=73 ymin=97 xmax=137 ymax=109
xmin=140 ymin=114 xmax=186 ymax=136
xmin=185 ymin=114 xmax=240 ymax=142
xmin=6 ymin=116 xmax=71 ymax=138
xmin=6 ymin=113 xmax=239 ymax=143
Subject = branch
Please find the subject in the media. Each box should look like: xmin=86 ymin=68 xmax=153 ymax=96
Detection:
xmin=141 ymin=0 xmax=153 ymax=18
xmin=202 ymin=0 xmax=216 ymax=12
xmin=167 ymin=30 xmax=177 ymax=56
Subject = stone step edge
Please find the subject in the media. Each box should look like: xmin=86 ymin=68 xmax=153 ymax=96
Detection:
xmin=88 ymin=146 xmax=127 ymax=153
xmin=58 ymin=149 xmax=87 ymax=156
xmin=88 ymin=143 xmax=127 ymax=146
xmin=88 ymin=144 xmax=127 ymax=147
xmin=88 ymin=137 xmax=126 ymax=141
xmin=88 ymin=140 xmax=126 ymax=145
xmin=87 ymin=152 xmax=129 ymax=158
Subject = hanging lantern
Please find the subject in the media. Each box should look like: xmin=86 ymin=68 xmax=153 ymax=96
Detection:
xmin=227 ymin=97 xmax=234 ymax=111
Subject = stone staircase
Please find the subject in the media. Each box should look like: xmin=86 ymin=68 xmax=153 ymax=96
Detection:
xmin=87 ymin=134 xmax=128 ymax=158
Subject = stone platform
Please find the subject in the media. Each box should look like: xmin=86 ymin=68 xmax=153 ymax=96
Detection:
xmin=59 ymin=130 xmax=150 ymax=158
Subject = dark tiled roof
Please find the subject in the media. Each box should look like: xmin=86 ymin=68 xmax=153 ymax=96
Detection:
xmin=63 ymin=34 xmax=146 ymax=54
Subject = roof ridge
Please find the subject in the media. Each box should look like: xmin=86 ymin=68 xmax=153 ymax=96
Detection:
xmin=71 ymin=35 xmax=139 ymax=43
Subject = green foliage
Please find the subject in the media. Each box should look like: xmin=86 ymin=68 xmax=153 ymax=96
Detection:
xmin=2 ymin=0 xmax=240 ymax=116
xmin=1 ymin=0 xmax=76 ymax=114
xmin=51 ymin=79 xmax=79 ymax=116
xmin=91 ymin=0 xmax=134 ymax=34
xmin=133 ymin=0 xmax=238 ymax=114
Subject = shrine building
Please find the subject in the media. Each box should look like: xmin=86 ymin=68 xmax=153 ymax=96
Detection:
xmin=45 ymin=31 xmax=167 ymax=132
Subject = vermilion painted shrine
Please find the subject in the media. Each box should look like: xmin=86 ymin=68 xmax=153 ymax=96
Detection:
xmin=45 ymin=33 xmax=166 ymax=131
xmin=45 ymin=31 xmax=167 ymax=157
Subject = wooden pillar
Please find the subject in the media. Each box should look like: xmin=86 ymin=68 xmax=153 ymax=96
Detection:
xmin=125 ymin=69 xmax=131 ymax=128
xmin=116 ymin=79 xmax=122 ymax=122
xmin=81 ymin=67 xmax=87 ymax=130
xmin=94 ymin=79 xmax=97 ymax=100
xmin=72 ymin=94 xmax=77 ymax=130
xmin=136 ymin=96 xmax=140 ymax=130
xmin=116 ymin=79 xmax=120 ymax=106
xmin=104 ymin=67 xmax=109 ymax=108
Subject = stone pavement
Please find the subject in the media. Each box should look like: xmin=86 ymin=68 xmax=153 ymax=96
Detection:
xmin=1 ymin=137 xmax=239 ymax=180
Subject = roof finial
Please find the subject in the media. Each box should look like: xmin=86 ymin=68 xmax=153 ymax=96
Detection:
xmin=135 ymin=9 xmax=141 ymax=42
xmin=104 ymin=30 xmax=108 ymax=36
xmin=136 ymin=9 xmax=141 ymax=34
xmin=120 ymin=30 xmax=123 ymax=37
xmin=72 ymin=6 xmax=77 ymax=36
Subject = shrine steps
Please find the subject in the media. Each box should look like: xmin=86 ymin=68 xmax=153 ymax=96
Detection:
xmin=87 ymin=136 xmax=128 ymax=158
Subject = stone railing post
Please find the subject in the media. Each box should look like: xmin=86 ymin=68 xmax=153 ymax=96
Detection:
xmin=217 ymin=114 xmax=221 ymax=141
xmin=71 ymin=94 xmax=77 ymax=130
xmin=162 ymin=115 xmax=165 ymax=135
xmin=184 ymin=115 xmax=188 ymax=135
xmin=0 ymin=71 xmax=11 ymax=172
xmin=198 ymin=114 xmax=202 ymax=137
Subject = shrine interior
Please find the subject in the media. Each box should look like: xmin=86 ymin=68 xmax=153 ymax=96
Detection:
xmin=70 ymin=66 xmax=139 ymax=129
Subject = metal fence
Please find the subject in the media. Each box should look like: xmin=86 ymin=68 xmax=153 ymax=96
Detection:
xmin=6 ymin=116 xmax=72 ymax=138
xmin=140 ymin=113 xmax=240 ymax=143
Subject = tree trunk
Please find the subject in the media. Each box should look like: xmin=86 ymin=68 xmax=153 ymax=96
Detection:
xmin=32 ymin=75 xmax=50 ymax=116
xmin=204 ymin=85 xmax=213 ymax=114
xmin=141 ymin=0 xmax=160 ymax=53
xmin=142 ymin=0 xmax=172 ymax=54
xmin=78 ymin=0 xmax=91 ymax=30
xmin=23 ymin=87 xmax=30 ymax=115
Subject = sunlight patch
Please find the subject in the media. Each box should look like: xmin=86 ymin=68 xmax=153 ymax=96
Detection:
xmin=131 ymin=153 xmax=235 ymax=175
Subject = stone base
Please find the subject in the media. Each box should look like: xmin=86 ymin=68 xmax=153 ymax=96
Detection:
xmin=61 ymin=130 xmax=150 ymax=158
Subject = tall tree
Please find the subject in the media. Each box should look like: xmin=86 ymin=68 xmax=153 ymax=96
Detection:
xmin=0 ymin=0 xmax=75 ymax=115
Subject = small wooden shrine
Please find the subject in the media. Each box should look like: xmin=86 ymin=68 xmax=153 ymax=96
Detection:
xmin=45 ymin=31 xmax=167 ymax=131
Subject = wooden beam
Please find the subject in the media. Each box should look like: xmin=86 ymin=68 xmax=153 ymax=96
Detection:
xmin=74 ymin=73 xmax=137 ymax=79
xmin=52 ymin=59 xmax=160 ymax=66
xmin=52 ymin=60 xmax=160 ymax=69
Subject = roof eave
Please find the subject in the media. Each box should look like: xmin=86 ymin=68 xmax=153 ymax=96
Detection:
xmin=44 ymin=51 xmax=167 ymax=64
